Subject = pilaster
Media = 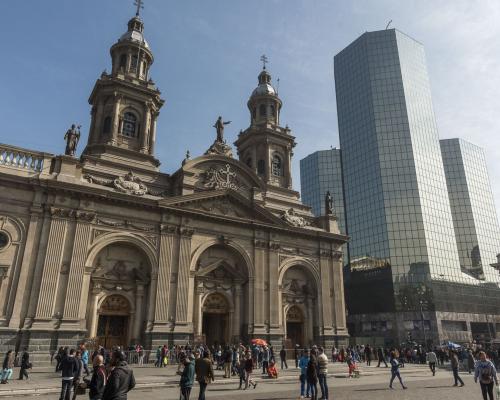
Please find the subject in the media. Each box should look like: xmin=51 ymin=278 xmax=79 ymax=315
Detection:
xmin=173 ymin=227 xmax=194 ymax=333
xmin=268 ymin=241 xmax=281 ymax=334
xmin=252 ymin=239 xmax=267 ymax=334
xmin=319 ymin=249 xmax=334 ymax=337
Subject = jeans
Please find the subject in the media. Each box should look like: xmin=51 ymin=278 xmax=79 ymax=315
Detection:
xmin=180 ymin=386 xmax=192 ymax=400
xmin=198 ymin=381 xmax=207 ymax=400
xmin=59 ymin=379 xmax=73 ymax=400
xmin=452 ymin=367 xmax=464 ymax=385
xmin=308 ymin=380 xmax=318 ymax=400
xmin=300 ymin=373 xmax=311 ymax=396
xmin=318 ymin=373 xmax=328 ymax=399
xmin=480 ymin=382 xmax=494 ymax=400
xmin=1 ymin=368 xmax=12 ymax=382
xmin=390 ymin=371 xmax=405 ymax=388
xmin=262 ymin=360 xmax=268 ymax=374
xmin=429 ymin=362 xmax=436 ymax=376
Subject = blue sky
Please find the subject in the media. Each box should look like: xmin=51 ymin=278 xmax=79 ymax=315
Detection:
xmin=2 ymin=0 xmax=500 ymax=214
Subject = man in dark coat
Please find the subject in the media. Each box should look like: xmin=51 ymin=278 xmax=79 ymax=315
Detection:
xmin=102 ymin=351 xmax=135 ymax=400
xmin=59 ymin=349 xmax=78 ymax=400
xmin=88 ymin=355 xmax=106 ymax=400
xmin=195 ymin=351 xmax=214 ymax=400
xmin=19 ymin=348 xmax=31 ymax=380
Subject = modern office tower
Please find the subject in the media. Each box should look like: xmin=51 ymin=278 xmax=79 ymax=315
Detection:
xmin=300 ymin=149 xmax=345 ymax=224
xmin=440 ymin=138 xmax=500 ymax=281
xmin=334 ymin=28 xmax=500 ymax=345
xmin=300 ymin=148 xmax=348 ymax=263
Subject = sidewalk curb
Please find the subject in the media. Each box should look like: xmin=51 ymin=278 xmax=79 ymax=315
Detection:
xmin=0 ymin=367 xmax=430 ymax=397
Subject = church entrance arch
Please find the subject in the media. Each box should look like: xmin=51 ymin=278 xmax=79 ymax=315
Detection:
xmin=281 ymin=264 xmax=318 ymax=347
xmin=96 ymin=294 xmax=131 ymax=349
xmin=192 ymin=243 xmax=250 ymax=345
xmin=286 ymin=305 xmax=304 ymax=348
xmin=202 ymin=293 xmax=230 ymax=346
xmin=86 ymin=240 xmax=152 ymax=348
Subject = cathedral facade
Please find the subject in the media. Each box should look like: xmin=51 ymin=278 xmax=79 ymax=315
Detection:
xmin=0 ymin=13 xmax=348 ymax=353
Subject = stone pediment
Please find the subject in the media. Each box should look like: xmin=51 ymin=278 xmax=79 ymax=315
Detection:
xmin=160 ymin=189 xmax=285 ymax=226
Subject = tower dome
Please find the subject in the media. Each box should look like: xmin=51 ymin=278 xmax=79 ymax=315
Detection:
xmin=247 ymin=66 xmax=282 ymax=126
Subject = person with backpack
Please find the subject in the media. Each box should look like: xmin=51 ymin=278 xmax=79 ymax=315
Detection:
xmin=474 ymin=351 xmax=498 ymax=400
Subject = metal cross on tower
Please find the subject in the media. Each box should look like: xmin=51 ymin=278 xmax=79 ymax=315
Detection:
xmin=134 ymin=0 xmax=144 ymax=16
xmin=260 ymin=54 xmax=268 ymax=70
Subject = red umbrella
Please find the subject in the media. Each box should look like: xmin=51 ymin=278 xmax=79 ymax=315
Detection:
xmin=251 ymin=338 xmax=268 ymax=346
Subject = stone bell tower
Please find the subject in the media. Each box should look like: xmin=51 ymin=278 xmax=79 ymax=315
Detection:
xmin=234 ymin=57 xmax=296 ymax=189
xmin=82 ymin=9 xmax=164 ymax=172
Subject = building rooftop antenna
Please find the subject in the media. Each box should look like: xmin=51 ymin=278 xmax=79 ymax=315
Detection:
xmin=386 ymin=20 xmax=393 ymax=30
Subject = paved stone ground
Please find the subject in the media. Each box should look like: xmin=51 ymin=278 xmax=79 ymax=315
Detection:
xmin=0 ymin=363 xmax=483 ymax=400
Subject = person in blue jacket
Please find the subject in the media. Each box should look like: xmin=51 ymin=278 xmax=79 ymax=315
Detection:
xmin=389 ymin=350 xmax=407 ymax=390
xmin=298 ymin=349 xmax=311 ymax=398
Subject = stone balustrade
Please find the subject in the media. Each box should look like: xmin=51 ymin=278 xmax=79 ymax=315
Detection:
xmin=0 ymin=143 xmax=51 ymax=173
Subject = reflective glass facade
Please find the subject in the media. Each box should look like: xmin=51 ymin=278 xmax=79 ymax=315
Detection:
xmin=440 ymin=138 xmax=500 ymax=282
xmin=334 ymin=29 xmax=461 ymax=287
xmin=300 ymin=149 xmax=347 ymax=263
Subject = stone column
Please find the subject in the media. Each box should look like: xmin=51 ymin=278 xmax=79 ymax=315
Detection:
xmin=146 ymin=271 xmax=158 ymax=330
xmin=319 ymin=251 xmax=334 ymax=337
xmin=149 ymin=113 xmax=158 ymax=155
xmin=8 ymin=206 xmax=42 ymax=329
xmin=332 ymin=259 xmax=347 ymax=334
xmin=194 ymin=288 xmax=203 ymax=336
xmin=285 ymin=146 xmax=292 ymax=188
xmin=91 ymin=100 xmax=105 ymax=144
xmin=252 ymin=240 xmax=267 ymax=334
xmin=174 ymin=227 xmax=194 ymax=331
xmin=88 ymin=287 xmax=100 ymax=337
xmin=62 ymin=214 xmax=94 ymax=320
xmin=140 ymin=103 xmax=151 ymax=153
xmin=111 ymin=94 xmax=122 ymax=145
xmin=154 ymin=225 xmax=176 ymax=324
xmin=34 ymin=210 xmax=69 ymax=320
xmin=268 ymin=243 xmax=280 ymax=334
xmin=133 ymin=283 xmax=145 ymax=341
xmin=306 ymin=297 xmax=314 ymax=345
xmin=232 ymin=285 xmax=242 ymax=341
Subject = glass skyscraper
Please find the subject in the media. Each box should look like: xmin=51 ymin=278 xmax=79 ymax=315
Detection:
xmin=334 ymin=29 xmax=500 ymax=344
xmin=440 ymin=138 xmax=500 ymax=282
xmin=299 ymin=149 xmax=345 ymax=225
xmin=300 ymin=149 xmax=348 ymax=263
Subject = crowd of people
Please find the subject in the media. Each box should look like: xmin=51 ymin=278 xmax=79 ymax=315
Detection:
xmin=1 ymin=341 xmax=499 ymax=400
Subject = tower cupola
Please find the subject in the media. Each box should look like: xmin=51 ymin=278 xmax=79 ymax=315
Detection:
xmin=248 ymin=62 xmax=282 ymax=127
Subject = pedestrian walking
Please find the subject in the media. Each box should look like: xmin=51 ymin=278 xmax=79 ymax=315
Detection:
xmin=299 ymin=349 xmax=310 ymax=399
xmin=307 ymin=354 xmax=319 ymax=400
xmin=377 ymin=347 xmax=388 ymax=367
xmin=294 ymin=344 xmax=300 ymax=368
xmin=244 ymin=352 xmax=257 ymax=389
xmin=426 ymin=349 xmax=437 ymax=376
xmin=88 ymin=355 xmax=106 ymax=400
xmin=474 ymin=351 xmax=498 ymax=400
xmin=389 ymin=350 xmax=407 ymax=390
xmin=468 ymin=349 xmax=476 ymax=374
xmin=223 ymin=346 xmax=232 ymax=378
xmin=55 ymin=347 xmax=65 ymax=372
xmin=59 ymin=349 xmax=78 ymax=400
xmin=0 ymin=350 xmax=14 ymax=384
xmin=364 ymin=345 xmax=372 ymax=366
xmin=72 ymin=350 xmax=84 ymax=400
xmin=195 ymin=351 xmax=214 ymax=400
xmin=18 ymin=348 xmax=31 ymax=380
xmin=102 ymin=350 xmax=135 ymax=400
xmin=179 ymin=354 xmax=195 ymax=400
xmin=262 ymin=346 xmax=270 ymax=374
xmin=317 ymin=347 xmax=329 ymax=400
xmin=450 ymin=349 xmax=465 ymax=387
xmin=280 ymin=347 xmax=288 ymax=370
xmin=80 ymin=345 xmax=90 ymax=376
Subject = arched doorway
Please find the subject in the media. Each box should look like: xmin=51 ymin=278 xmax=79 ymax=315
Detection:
xmin=193 ymin=244 xmax=250 ymax=345
xmin=286 ymin=305 xmax=304 ymax=348
xmin=202 ymin=293 xmax=230 ymax=346
xmin=87 ymin=242 xmax=152 ymax=347
xmin=96 ymin=295 xmax=131 ymax=349
xmin=281 ymin=265 xmax=318 ymax=347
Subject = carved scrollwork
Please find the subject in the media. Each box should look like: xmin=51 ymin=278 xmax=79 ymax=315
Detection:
xmin=84 ymin=172 xmax=167 ymax=197
xmin=75 ymin=211 xmax=96 ymax=222
xmin=179 ymin=227 xmax=195 ymax=237
xmin=202 ymin=164 xmax=242 ymax=191
xmin=160 ymin=224 xmax=178 ymax=234
xmin=50 ymin=207 xmax=76 ymax=219
xmin=280 ymin=208 xmax=310 ymax=228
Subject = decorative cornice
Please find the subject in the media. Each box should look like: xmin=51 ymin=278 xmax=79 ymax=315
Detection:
xmin=160 ymin=224 xmax=178 ymax=235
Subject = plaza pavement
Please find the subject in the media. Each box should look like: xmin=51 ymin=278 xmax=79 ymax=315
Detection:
xmin=0 ymin=361 xmax=475 ymax=399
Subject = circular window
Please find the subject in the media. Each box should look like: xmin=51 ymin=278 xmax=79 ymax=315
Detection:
xmin=0 ymin=232 xmax=9 ymax=250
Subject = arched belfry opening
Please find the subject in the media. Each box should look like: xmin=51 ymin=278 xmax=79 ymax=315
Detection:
xmin=193 ymin=244 xmax=251 ymax=346
xmin=86 ymin=242 xmax=152 ymax=348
